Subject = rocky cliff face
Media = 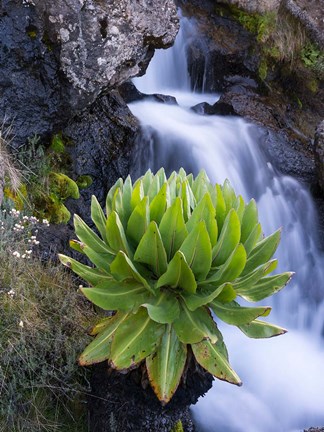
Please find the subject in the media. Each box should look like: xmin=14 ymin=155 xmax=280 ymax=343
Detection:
xmin=176 ymin=0 xmax=323 ymax=188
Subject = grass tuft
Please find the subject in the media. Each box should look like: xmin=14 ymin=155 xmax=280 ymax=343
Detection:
xmin=0 ymin=204 xmax=97 ymax=431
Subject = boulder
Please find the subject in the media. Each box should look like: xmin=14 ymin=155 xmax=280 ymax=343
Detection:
xmin=0 ymin=0 xmax=179 ymax=146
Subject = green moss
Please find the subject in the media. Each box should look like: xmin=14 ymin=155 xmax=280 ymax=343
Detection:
xmin=50 ymin=133 xmax=66 ymax=153
xmin=234 ymin=9 xmax=276 ymax=43
xmin=258 ymin=58 xmax=268 ymax=80
xmin=47 ymin=198 xmax=71 ymax=224
xmin=49 ymin=172 xmax=80 ymax=200
xmin=171 ymin=420 xmax=184 ymax=432
xmin=76 ymin=175 xmax=93 ymax=189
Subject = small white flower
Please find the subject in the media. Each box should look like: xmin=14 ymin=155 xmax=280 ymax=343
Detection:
xmin=12 ymin=251 xmax=21 ymax=258
xmin=19 ymin=320 xmax=24 ymax=328
xmin=78 ymin=285 xmax=83 ymax=289
xmin=22 ymin=254 xmax=26 ymax=259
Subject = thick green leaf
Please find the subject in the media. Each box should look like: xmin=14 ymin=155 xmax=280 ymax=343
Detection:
xmin=122 ymin=175 xmax=133 ymax=224
xmin=74 ymin=214 xmax=114 ymax=255
xmin=204 ymin=244 xmax=247 ymax=286
xmin=150 ymin=183 xmax=169 ymax=225
xmin=79 ymin=312 xmax=128 ymax=365
xmin=212 ymin=209 xmax=241 ymax=266
xmin=173 ymin=305 xmax=218 ymax=344
xmin=192 ymin=170 xmax=209 ymax=202
xmin=110 ymin=308 xmax=164 ymax=370
xmin=134 ymin=221 xmax=167 ymax=277
xmin=148 ymin=173 xmax=161 ymax=202
xmin=157 ymin=251 xmax=197 ymax=294
xmin=214 ymin=284 xmax=237 ymax=303
xmin=167 ymin=171 xmax=177 ymax=202
xmin=112 ymin=188 xmax=124 ymax=224
xmin=106 ymin=178 xmax=123 ymax=216
xmin=244 ymin=223 xmax=262 ymax=255
xmin=237 ymin=272 xmax=293 ymax=302
xmin=80 ymin=244 xmax=113 ymax=273
xmin=126 ymin=197 xmax=150 ymax=246
xmin=110 ymin=251 xmax=154 ymax=293
xmin=233 ymin=259 xmax=278 ymax=292
xmin=106 ymin=211 xmax=133 ymax=257
xmin=146 ymin=325 xmax=187 ymax=405
xmin=81 ymin=280 xmax=149 ymax=311
xmin=239 ymin=319 xmax=287 ymax=338
xmin=143 ymin=291 xmax=180 ymax=324
xmin=222 ymin=179 xmax=236 ymax=212
xmin=131 ymin=179 xmax=144 ymax=210
xmin=69 ymin=239 xmax=84 ymax=254
xmin=242 ymin=229 xmax=281 ymax=276
xmin=90 ymin=316 xmax=115 ymax=336
xmin=182 ymin=283 xmax=231 ymax=311
xmin=141 ymin=169 xmax=153 ymax=195
xmin=178 ymin=167 xmax=187 ymax=179
xmin=156 ymin=167 xmax=167 ymax=186
xmin=159 ymin=197 xmax=188 ymax=261
xmin=58 ymin=254 xmax=112 ymax=285
xmin=241 ymin=199 xmax=258 ymax=243
xmin=192 ymin=339 xmax=242 ymax=386
xmin=215 ymin=184 xmax=227 ymax=232
xmin=234 ymin=195 xmax=245 ymax=222
xmin=180 ymin=221 xmax=212 ymax=281
xmin=210 ymin=300 xmax=271 ymax=325
xmin=186 ymin=193 xmax=218 ymax=247
xmin=179 ymin=179 xmax=194 ymax=221
xmin=91 ymin=195 xmax=108 ymax=243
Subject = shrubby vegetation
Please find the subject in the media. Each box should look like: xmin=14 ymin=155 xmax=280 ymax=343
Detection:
xmin=3 ymin=132 xmax=80 ymax=223
xmin=0 ymin=202 xmax=96 ymax=431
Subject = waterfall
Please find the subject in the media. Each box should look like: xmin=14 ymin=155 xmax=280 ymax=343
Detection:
xmin=130 ymin=17 xmax=324 ymax=432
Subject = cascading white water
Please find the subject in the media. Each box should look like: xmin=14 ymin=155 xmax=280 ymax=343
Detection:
xmin=130 ymin=17 xmax=324 ymax=432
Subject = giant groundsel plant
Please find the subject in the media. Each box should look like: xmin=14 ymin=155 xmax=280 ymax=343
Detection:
xmin=59 ymin=168 xmax=292 ymax=404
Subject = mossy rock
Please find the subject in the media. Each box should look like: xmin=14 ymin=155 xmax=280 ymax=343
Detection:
xmin=49 ymin=172 xmax=80 ymax=200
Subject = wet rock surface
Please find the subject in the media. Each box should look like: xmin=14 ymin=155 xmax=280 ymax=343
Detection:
xmin=89 ymin=355 xmax=213 ymax=432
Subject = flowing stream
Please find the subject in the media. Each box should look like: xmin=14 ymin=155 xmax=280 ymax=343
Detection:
xmin=130 ymin=17 xmax=324 ymax=432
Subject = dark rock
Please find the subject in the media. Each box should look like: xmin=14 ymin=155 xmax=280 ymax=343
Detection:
xmin=119 ymin=81 xmax=178 ymax=105
xmin=150 ymin=93 xmax=178 ymax=104
xmin=191 ymin=101 xmax=237 ymax=116
xmin=63 ymin=90 xmax=139 ymax=223
xmin=304 ymin=428 xmax=324 ymax=432
xmin=0 ymin=0 xmax=179 ymax=147
xmin=88 ymin=352 xmax=213 ymax=432
xmin=118 ymin=81 xmax=146 ymax=103
xmin=314 ymin=120 xmax=324 ymax=191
